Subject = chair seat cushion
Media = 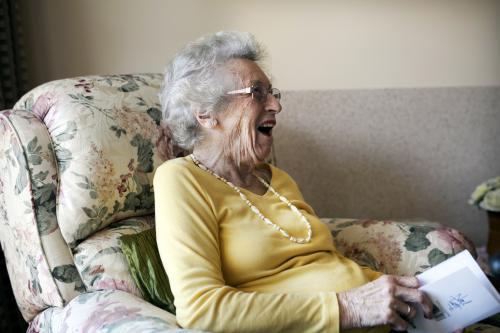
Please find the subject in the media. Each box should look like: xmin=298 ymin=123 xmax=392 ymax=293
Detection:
xmin=73 ymin=215 xmax=154 ymax=297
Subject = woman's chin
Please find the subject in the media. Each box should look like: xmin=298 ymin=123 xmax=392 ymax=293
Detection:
xmin=255 ymin=146 xmax=272 ymax=163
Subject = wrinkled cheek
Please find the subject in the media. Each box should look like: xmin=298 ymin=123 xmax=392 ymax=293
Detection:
xmin=240 ymin=124 xmax=260 ymax=163
xmin=223 ymin=121 xmax=259 ymax=166
xmin=256 ymin=136 xmax=272 ymax=160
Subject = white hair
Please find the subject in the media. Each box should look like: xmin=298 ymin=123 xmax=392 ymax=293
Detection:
xmin=159 ymin=31 xmax=265 ymax=150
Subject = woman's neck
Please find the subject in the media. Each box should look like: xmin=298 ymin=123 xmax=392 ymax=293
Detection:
xmin=192 ymin=146 xmax=257 ymax=188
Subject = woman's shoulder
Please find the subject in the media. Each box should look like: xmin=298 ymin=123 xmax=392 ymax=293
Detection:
xmin=261 ymin=163 xmax=300 ymax=190
xmin=155 ymin=155 xmax=188 ymax=173
xmin=154 ymin=155 xmax=214 ymax=204
xmin=266 ymin=164 xmax=294 ymax=181
xmin=154 ymin=156 xmax=197 ymax=185
xmin=156 ymin=155 xmax=192 ymax=171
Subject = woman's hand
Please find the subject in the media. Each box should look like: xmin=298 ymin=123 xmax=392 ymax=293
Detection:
xmin=338 ymin=275 xmax=434 ymax=331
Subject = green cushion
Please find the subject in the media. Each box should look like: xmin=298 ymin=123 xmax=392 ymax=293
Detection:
xmin=120 ymin=228 xmax=176 ymax=314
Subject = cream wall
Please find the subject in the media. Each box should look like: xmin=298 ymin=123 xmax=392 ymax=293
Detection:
xmin=21 ymin=0 xmax=500 ymax=90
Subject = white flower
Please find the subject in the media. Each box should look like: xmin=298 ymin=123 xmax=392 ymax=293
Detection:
xmin=469 ymin=176 xmax=500 ymax=211
xmin=480 ymin=188 xmax=500 ymax=212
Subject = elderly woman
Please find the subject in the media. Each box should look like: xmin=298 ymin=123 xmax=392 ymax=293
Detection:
xmin=154 ymin=31 xmax=434 ymax=333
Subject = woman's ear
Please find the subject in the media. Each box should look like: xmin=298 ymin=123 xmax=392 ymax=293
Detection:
xmin=196 ymin=113 xmax=218 ymax=129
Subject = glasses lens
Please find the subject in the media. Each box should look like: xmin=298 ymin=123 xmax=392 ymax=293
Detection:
xmin=250 ymin=86 xmax=281 ymax=102
xmin=251 ymin=86 xmax=266 ymax=102
xmin=271 ymin=88 xmax=281 ymax=101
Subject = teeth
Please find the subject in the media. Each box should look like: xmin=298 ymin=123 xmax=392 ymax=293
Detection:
xmin=260 ymin=123 xmax=274 ymax=128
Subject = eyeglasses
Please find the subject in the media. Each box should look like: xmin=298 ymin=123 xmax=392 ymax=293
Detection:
xmin=226 ymin=85 xmax=281 ymax=103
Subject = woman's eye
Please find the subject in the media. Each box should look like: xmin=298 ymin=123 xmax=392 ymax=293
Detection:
xmin=252 ymin=87 xmax=266 ymax=99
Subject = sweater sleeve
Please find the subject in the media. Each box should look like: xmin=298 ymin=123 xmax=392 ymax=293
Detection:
xmin=153 ymin=162 xmax=340 ymax=333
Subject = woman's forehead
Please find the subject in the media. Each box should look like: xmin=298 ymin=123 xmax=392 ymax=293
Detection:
xmin=227 ymin=58 xmax=270 ymax=86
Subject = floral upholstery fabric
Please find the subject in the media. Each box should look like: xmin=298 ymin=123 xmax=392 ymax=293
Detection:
xmin=27 ymin=289 xmax=208 ymax=333
xmin=0 ymin=110 xmax=81 ymax=320
xmin=13 ymin=74 xmax=172 ymax=248
xmin=323 ymin=218 xmax=477 ymax=276
xmin=74 ymin=215 xmax=154 ymax=296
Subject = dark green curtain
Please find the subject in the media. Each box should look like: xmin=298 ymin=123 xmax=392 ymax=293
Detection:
xmin=0 ymin=251 xmax=27 ymax=331
xmin=0 ymin=2 xmax=28 ymax=331
xmin=0 ymin=0 xmax=27 ymax=109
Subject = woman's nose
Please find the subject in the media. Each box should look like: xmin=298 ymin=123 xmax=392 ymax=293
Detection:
xmin=265 ymin=94 xmax=282 ymax=113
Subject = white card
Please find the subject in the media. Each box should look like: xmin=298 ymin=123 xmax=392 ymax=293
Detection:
xmin=417 ymin=250 xmax=500 ymax=303
xmin=407 ymin=250 xmax=500 ymax=333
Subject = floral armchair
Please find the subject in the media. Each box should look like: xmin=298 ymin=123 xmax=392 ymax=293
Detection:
xmin=0 ymin=74 xmax=497 ymax=333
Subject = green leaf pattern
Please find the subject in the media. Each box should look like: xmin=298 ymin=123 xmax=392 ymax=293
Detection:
xmin=12 ymin=140 xmax=28 ymax=194
xmin=427 ymin=248 xmax=453 ymax=267
xmin=52 ymin=264 xmax=86 ymax=292
xmin=146 ymin=107 xmax=162 ymax=125
xmin=27 ymin=255 xmax=43 ymax=295
xmin=110 ymin=125 xmax=127 ymax=138
xmin=52 ymin=264 xmax=80 ymax=283
xmin=54 ymin=145 xmax=73 ymax=173
xmin=403 ymin=226 xmax=435 ymax=252
xmin=27 ymin=137 xmax=43 ymax=165
xmin=130 ymin=134 xmax=154 ymax=173
xmin=55 ymin=121 xmax=77 ymax=142
xmin=119 ymin=80 xmax=139 ymax=92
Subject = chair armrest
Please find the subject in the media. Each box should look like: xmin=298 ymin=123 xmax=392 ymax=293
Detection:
xmin=321 ymin=218 xmax=477 ymax=276
xmin=28 ymin=289 xmax=210 ymax=333
xmin=0 ymin=109 xmax=82 ymax=321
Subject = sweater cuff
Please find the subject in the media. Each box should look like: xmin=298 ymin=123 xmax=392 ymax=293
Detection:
xmin=362 ymin=267 xmax=384 ymax=281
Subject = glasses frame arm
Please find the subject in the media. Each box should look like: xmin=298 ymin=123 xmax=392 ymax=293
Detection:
xmin=226 ymin=87 xmax=252 ymax=95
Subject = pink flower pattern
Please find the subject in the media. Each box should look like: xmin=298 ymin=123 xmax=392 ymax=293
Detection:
xmin=32 ymin=92 xmax=57 ymax=121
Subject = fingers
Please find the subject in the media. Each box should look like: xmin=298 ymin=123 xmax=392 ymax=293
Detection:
xmin=388 ymin=300 xmax=420 ymax=332
xmin=382 ymin=295 xmax=414 ymax=331
xmin=391 ymin=298 xmax=414 ymax=318
xmin=377 ymin=275 xmax=434 ymax=318
xmin=376 ymin=275 xmax=419 ymax=289
xmin=341 ymin=275 xmax=436 ymax=330
xmin=391 ymin=275 xmax=420 ymax=288
xmin=383 ymin=307 xmax=409 ymax=331
xmin=394 ymin=286 xmax=433 ymax=317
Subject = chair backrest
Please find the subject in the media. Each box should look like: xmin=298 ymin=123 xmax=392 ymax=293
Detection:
xmin=0 ymin=74 xmax=172 ymax=320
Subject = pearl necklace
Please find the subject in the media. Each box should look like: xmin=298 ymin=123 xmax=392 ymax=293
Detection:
xmin=190 ymin=154 xmax=312 ymax=244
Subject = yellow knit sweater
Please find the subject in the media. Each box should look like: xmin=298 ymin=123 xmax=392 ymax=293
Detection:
xmin=154 ymin=156 xmax=388 ymax=333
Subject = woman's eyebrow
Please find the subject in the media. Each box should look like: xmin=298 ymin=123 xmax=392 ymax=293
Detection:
xmin=250 ymin=80 xmax=272 ymax=88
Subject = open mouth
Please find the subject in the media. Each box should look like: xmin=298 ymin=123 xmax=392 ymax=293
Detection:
xmin=257 ymin=120 xmax=276 ymax=137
